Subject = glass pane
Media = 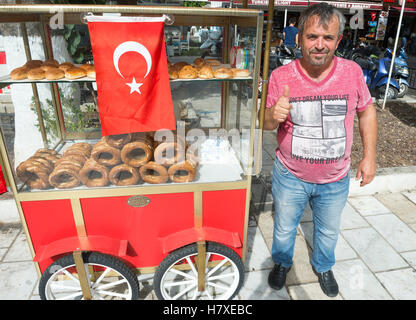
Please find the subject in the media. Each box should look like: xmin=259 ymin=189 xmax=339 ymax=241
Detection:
xmin=0 ymin=14 xmax=261 ymax=193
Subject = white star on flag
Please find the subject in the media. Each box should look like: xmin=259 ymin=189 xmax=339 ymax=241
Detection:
xmin=126 ymin=77 xmax=143 ymax=94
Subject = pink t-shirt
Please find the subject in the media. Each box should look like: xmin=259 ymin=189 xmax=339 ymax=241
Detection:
xmin=266 ymin=56 xmax=372 ymax=184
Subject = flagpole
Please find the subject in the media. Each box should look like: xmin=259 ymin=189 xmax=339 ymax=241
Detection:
xmin=382 ymin=0 xmax=406 ymax=110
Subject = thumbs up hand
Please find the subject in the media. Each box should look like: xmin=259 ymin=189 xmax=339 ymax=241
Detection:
xmin=272 ymin=85 xmax=292 ymax=124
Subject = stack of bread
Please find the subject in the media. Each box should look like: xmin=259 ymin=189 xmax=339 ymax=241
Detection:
xmin=16 ymin=133 xmax=199 ymax=189
xmin=10 ymin=59 xmax=95 ymax=81
xmin=167 ymin=57 xmax=250 ymax=80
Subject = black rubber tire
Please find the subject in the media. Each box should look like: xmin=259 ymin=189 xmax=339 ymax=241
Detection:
xmin=39 ymin=252 xmax=140 ymax=300
xmin=397 ymin=82 xmax=408 ymax=98
xmin=154 ymin=242 xmax=244 ymax=300
xmin=377 ymin=85 xmax=398 ymax=100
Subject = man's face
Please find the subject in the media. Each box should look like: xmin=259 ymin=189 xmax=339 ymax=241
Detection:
xmin=299 ymin=15 xmax=342 ymax=67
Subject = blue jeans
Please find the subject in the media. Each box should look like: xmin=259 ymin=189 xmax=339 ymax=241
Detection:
xmin=271 ymin=157 xmax=350 ymax=273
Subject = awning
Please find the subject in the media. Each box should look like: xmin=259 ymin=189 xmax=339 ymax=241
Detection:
xmin=390 ymin=6 xmax=416 ymax=16
xmin=248 ymin=0 xmax=383 ymax=10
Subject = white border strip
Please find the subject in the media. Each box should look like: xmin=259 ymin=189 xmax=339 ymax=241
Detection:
xmin=86 ymin=14 xmax=168 ymax=23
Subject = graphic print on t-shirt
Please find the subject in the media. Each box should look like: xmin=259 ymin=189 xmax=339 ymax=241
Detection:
xmin=290 ymin=99 xmax=347 ymax=162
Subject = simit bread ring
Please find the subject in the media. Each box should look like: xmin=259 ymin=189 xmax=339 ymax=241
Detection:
xmin=79 ymin=159 xmax=109 ymax=188
xmin=103 ymin=134 xmax=132 ymax=149
xmin=63 ymin=146 xmax=91 ymax=159
xmin=168 ymin=160 xmax=197 ymax=183
xmin=139 ymin=161 xmax=168 ymax=184
xmin=91 ymin=143 xmax=121 ymax=167
xmin=109 ymin=163 xmax=140 ymax=186
xmin=16 ymin=160 xmax=50 ymax=189
xmin=154 ymin=140 xmax=185 ymax=166
xmin=67 ymin=142 xmax=92 ymax=153
xmin=35 ymin=148 xmax=57 ymax=155
xmin=26 ymin=156 xmax=53 ymax=173
xmin=120 ymin=138 xmax=153 ymax=167
xmin=49 ymin=165 xmax=81 ymax=189
xmin=54 ymin=157 xmax=85 ymax=169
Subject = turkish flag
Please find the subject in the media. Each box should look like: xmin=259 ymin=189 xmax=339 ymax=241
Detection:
xmin=87 ymin=15 xmax=176 ymax=135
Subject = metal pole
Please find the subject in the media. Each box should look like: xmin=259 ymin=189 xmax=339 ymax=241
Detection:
xmin=256 ymin=0 xmax=275 ymax=175
xmin=284 ymin=8 xmax=287 ymax=28
xmin=382 ymin=0 xmax=406 ymax=110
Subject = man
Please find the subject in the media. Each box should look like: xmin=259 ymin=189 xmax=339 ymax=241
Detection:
xmin=263 ymin=3 xmax=377 ymax=297
xmin=283 ymin=17 xmax=298 ymax=48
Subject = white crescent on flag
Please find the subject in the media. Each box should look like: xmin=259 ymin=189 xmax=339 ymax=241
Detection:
xmin=113 ymin=41 xmax=152 ymax=94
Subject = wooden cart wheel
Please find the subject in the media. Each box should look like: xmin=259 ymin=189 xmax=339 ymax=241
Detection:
xmin=38 ymin=252 xmax=139 ymax=300
xmin=154 ymin=242 xmax=244 ymax=300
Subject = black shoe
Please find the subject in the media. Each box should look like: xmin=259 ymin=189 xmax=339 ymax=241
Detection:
xmin=268 ymin=264 xmax=291 ymax=290
xmin=313 ymin=268 xmax=339 ymax=297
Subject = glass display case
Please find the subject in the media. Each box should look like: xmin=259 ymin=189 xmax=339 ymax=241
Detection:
xmin=0 ymin=4 xmax=264 ymax=300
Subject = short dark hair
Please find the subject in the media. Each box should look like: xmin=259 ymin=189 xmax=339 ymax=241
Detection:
xmin=298 ymin=3 xmax=346 ymax=37
xmin=289 ymin=17 xmax=296 ymax=25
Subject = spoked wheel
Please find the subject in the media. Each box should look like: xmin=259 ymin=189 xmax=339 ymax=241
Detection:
xmin=154 ymin=242 xmax=244 ymax=300
xmin=39 ymin=252 xmax=139 ymax=300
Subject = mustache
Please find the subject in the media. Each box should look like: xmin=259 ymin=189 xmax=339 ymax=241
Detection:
xmin=309 ymin=49 xmax=330 ymax=54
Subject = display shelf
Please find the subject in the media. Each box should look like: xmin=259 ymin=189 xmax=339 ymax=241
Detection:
xmin=14 ymin=138 xmax=245 ymax=194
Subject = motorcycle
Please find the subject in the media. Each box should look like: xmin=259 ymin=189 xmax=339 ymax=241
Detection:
xmin=354 ymin=55 xmax=400 ymax=99
xmin=259 ymin=44 xmax=301 ymax=97
xmin=384 ymin=46 xmax=409 ymax=98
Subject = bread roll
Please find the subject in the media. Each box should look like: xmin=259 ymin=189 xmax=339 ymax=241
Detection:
xmin=173 ymin=62 xmax=189 ymax=72
xmin=45 ymin=67 xmax=65 ymax=80
xmin=214 ymin=67 xmax=233 ymax=79
xmin=41 ymin=65 xmax=59 ymax=72
xmin=168 ymin=67 xmax=178 ymax=80
xmin=80 ymin=64 xmax=95 ymax=72
xmin=10 ymin=66 xmax=28 ymax=80
xmin=178 ymin=65 xmax=198 ymax=79
xmin=193 ymin=57 xmax=205 ymax=67
xmin=42 ymin=59 xmax=59 ymax=68
xmin=59 ymin=62 xmax=74 ymax=71
xmin=65 ymin=67 xmax=87 ymax=80
xmin=86 ymin=66 xmax=96 ymax=79
xmin=27 ymin=67 xmax=45 ymax=80
xmin=24 ymin=60 xmax=43 ymax=69
xmin=204 ymin=59 xmax=221 ymax=66
xmin=198 ymin=65 xmax=214 ymax=79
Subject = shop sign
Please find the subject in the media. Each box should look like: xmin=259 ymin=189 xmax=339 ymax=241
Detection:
xmin=249 ymin=0 xmax=383 ymax=9
xmin=375 ymin=10 xmax=388 ymax=40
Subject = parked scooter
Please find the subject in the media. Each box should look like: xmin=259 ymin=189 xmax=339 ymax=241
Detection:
xmin=354 ymin=55 xmax=400 ymax=99
xmin=384 ymin=46 xmax=409 ymax=98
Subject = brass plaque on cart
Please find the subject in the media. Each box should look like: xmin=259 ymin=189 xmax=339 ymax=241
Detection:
xmin=127 ymin=195 xmax=150 ymax=208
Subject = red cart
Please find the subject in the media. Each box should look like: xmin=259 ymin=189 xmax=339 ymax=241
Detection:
xmin=0 ymin=4 xmax=263 ymax=300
